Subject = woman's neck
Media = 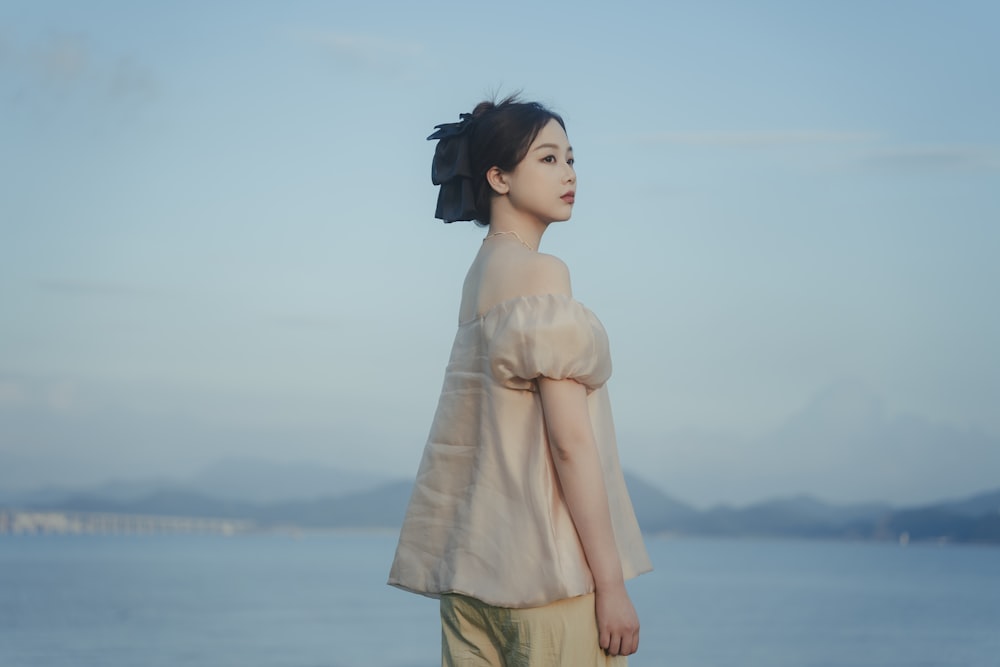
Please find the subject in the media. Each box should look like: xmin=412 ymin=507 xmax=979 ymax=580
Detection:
xmin=486 ymin=217 xmax=548 ymax=252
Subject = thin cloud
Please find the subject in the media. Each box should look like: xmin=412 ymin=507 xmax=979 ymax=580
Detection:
xmin=36 ymin=279 xmax=158 ymax=299
xmin=34 ymin=33 xmax=89 ymax=82
xmin=632 ymin=130 xmax=879 ymax=147
xmin=46 ymin=380 xmax=81 ymax=414
xmin=0 ymin=380 xmax=27 ymax=407
xmin=863 ymin=145 xmax=998 ymax=170
xmin=0 ymin=376 xmax=85 ymax=414
xmin=2 ymin=32 xmax=156 ymax=104
xmin=628 ymin=130 xmax=998 ymax=171
xmin=0 ymin=31 xmax=12 ymax=66
xmin=108 ymin=56 xmax=157 ymax=101
xmin=289 ymin=28 xmax=425 ymax=76
xmin=268 ymin=314 xmax=341 ymax=332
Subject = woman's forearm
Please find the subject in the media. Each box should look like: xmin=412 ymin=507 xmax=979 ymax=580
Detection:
xmin=551 ymin=439 xmax=625 ymax=589
xmin=538 ymin=377 xmax=624 ymax=590
xmin=539 ymin=369 xmax=641 ymax=657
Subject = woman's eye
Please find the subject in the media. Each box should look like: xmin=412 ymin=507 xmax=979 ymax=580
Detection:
xmin=567 ymin=158 xmax=575 ymax=166
xmin=542 ymin=155 xmax=556 ymax=163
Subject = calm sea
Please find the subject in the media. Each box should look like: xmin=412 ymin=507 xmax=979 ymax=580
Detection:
xmin=1 ymin=533 xmax=997 ymax=667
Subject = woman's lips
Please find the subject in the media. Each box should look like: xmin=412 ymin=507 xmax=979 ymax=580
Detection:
xmin=561 ymin=193 xmax=575 ymax=204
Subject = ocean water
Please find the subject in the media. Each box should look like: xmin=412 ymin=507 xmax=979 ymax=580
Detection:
xmin=1 ymin=533 xmax=997 ymax=667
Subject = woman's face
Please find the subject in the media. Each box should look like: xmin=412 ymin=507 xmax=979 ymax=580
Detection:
xmin=502 ymin=119 xmax=576 ymax=224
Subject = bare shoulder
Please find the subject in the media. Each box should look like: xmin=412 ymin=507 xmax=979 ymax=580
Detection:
xmin=523 ymin=251 xmax=572 ymax=296
xmin=473 ymin=245 xmax=575 ymax=314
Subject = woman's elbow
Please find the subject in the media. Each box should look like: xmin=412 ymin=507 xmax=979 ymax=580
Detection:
xmin=550 ymin=440 xmax=574 ymax=463
xmin=547 ymin=430 xmax=594 ymax=463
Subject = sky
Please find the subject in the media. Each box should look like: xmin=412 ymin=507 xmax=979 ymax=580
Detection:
xmin=1 ymin=1 xmax=998 ymax=507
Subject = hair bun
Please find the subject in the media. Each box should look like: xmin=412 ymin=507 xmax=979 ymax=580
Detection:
xmin=429 ymin=94 xmax=563 ymax=225
xmin=471 ymin=101 xmax=496 ymax=118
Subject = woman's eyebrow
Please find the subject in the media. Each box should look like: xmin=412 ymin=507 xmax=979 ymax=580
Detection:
xmin=533 ymin=143 xmax=573 ymax=152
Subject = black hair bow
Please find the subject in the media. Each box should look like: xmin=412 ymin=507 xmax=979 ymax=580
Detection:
xmin=428 ymin=113 xmax=477 ymax=223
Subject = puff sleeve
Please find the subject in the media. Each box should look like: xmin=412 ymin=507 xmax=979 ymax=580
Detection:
xmin=484 ymin=294 xmax=612 ymax=392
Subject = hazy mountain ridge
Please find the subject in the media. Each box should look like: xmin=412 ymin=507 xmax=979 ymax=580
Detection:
xmin=644 ymin=380 xmax=1000 ymax=508
xmin=4 ymin=382 xmax=997 ymax=510
xmin=0 ymin=457 xmax=393 ymax=506
xmin=5 ymin=466 xmax=998 ymax=544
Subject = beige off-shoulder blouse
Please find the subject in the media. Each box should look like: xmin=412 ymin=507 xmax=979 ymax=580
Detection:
xmin=388 ymin=293 xmax=652 ymax=608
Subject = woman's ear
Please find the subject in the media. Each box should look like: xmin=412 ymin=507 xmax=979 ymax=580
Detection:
xmin=486 ymin=166 xmax=509 ymax=195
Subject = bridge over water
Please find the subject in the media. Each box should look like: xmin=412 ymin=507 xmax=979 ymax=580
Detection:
xmin=0 ymin=509 xmax=255 ymax=535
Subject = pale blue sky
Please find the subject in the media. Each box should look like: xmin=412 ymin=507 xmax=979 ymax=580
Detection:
xmin=2 ymin=1 xmax=998 ymax=505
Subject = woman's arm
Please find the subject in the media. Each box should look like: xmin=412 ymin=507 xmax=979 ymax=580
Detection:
xmin=538 ymin=377 xmax=640 ymax=657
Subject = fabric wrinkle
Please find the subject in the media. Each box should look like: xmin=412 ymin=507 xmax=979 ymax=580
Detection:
xmin=389 ymin=293 xmax=651 ymax=608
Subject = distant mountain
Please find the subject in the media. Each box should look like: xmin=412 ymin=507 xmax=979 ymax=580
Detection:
xmin=36 ymin=488 xmax=260 ymax=519
xmin=686 ymin=496 xmax=885 ymax=539
xmin=738 ymin=495 xmax=892 ymax=525
xmin=646 ymin=380 xmax=1000 ymax=508
xmin=755 ymin=381 xmax=1000 ymax=506
xmin=188 ymin=457 xmax=391 ymax=503
xmin=623 ymin=472 xmax=699 ymax=533
xmin=30 ymin=479 xmax=413 ymax=530
xmin=876 ymin=508 xmax=1000 ymax=543
xmin=623 ymin=472 xmax=892 ymax=538
xmin=931 ymin=488 xmax=1000 ymax=517
xmin=9 ymin=464 xmax=1000 ymax=544
xmin=0 ymin=457 xmax=393 ymax=507
xmin=0 ymin=477 xmax=188 ymax=506
xmin=257 ymin=480 xmax=413 ymax=528
xmin=624 ymin=476 xmax=1000 ymax=544
xmin=872 ymin=487 xmax=1000 ymax=543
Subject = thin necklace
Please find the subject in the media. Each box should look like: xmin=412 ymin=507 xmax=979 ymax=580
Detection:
xmin=483 ymin=230 xmax=535 ymax=251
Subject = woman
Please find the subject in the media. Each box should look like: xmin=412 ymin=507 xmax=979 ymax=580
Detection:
xmin=388 ymin=96 xmax=652 ymax=665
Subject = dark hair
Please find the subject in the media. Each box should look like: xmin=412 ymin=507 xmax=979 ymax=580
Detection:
xmin=466 ymin=96 xmax=566 ymax=226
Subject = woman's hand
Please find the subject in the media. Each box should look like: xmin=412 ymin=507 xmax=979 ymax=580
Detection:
xmin=595 ymin=584 xmax=640 ymax=656
xmin=538 ymin=376 xmax=641 ymax=656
